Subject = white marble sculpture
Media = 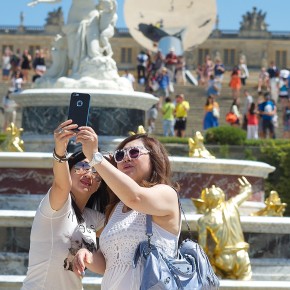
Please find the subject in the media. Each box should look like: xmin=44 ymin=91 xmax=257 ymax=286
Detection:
xmin=28 ymin=0 xmax=132 ymax=91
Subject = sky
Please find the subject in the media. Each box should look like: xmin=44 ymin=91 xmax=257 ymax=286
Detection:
xmin=1 ymin=0 xmax=288 ymax=31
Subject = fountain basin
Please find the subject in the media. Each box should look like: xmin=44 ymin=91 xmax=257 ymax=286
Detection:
xmin=11 ymin=88 xmax=158 ymax=151
xmin=0 ymin=152 xmax=275 ymax=203
xmin=13 ymin=88 xmax=157 ymax=110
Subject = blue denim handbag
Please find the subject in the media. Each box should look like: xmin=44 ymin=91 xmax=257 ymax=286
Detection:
xmin=133 ymin=209 xmax=219 ymax=290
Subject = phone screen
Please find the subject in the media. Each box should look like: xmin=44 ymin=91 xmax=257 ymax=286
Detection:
xmin=68 ymin=92 xmax=91 ymax=130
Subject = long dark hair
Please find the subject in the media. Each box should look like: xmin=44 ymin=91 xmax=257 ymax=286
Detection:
xmin=68 ymin=150 xmax=109 ymax=224
xmin=105 ymin=134 xmax=179 ymax=222
xmin=205 ymin=95 xmax=213 ymax=106
xmin=249 ymin=102 xmax=256 ymax=115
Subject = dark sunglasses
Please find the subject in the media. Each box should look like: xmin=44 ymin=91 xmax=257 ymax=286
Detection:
xmin=74 ymin=161 xmax=101 ymax=181
xmin=113 ymin=146 xmax=150 ymax=163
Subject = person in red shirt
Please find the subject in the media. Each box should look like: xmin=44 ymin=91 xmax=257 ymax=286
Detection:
xmin=247 ymin=102 xmax=259 ymax=139
xmin=165 ymin=47 xmax=178 ymax=82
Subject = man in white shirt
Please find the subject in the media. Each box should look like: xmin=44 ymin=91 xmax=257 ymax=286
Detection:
xmin=122 ymin=69 xmax=135 ymax=89
xmin=2 ymin=89 xmax=18 ymax=131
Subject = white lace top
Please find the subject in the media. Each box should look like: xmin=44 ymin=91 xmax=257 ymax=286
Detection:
xmin=99 ymin=201 xmax=179 ymax=290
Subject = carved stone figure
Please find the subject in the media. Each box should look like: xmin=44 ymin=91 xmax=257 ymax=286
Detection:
xmin=197 ymin=177 xmax=252 ymax=280
xmin=240 ymin=7 xmax=268 ymax=32
xmin=40 ymin=34 xmax=69 ymax=83
xmin=45 ymin=7 xmax=64 ymax=26
xmin=28 ymin=0 xmax=132 ymax=91
xmin=20 ymin=12 xmax=24 ymax=26
xmin=99 ymin=0 xmax=118 ymax=57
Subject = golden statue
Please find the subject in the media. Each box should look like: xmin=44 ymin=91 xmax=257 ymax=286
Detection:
xmin=128 ymin=125 xmax=146 ymax=136
xmin=191 ymin=188 xmax=207 ymax=214
xmin=252 ymin=191 xmax=287 ymax=217
xmin=188 ymin=131 xmax=215 ymax=159
xmin=0 ymin=122 xmax=24 ymax=152
xmin=197 ymin=177 xmax=252 ymax=280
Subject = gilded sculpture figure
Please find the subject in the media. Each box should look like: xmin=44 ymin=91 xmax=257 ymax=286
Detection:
xmin=252 ymin=191 xmax=287 ymax=217
xmin=0 ymin=123 xmax=24 ymax=152
xmin=129 ymin=125 xmax=146 ymax=136
xmin=197 ymin=177 xmax=252 ymax=280
xmin=191 ymin=188 xmax=207 ymax=214
xmin=188 ymin=131 xmax=215 ymax=159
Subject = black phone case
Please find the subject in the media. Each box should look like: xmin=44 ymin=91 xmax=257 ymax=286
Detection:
xmin=68 ymin=92 xmax=91 ymax=129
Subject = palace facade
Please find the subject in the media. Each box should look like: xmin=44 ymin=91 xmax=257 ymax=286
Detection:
xmin=1 ymin=7 xmax=289 ymax=71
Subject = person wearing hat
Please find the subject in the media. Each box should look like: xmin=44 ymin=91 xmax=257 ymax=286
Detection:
xmin=165 ymin=47 xmax=178 ymax=82
xmin=22 ymin=119 xmax=110 ymax=290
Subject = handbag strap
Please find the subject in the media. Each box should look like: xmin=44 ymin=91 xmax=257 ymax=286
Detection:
xmin=146 ymin=215 xmax=153 ymax=247
xmin=146 ymin=192 xmax=192 ymax=242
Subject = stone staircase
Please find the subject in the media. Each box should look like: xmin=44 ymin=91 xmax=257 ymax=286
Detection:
xmin=144 ymin=81 xmax=284 ymax=139
xmin=0 ymin=71 xmax=285 ymax=139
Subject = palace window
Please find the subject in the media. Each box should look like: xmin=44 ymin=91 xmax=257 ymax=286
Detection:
xmin=223 ymin=49 xmax=236 ymax=67
xmin=198 ymin=49 xmax=210 ymax=65
xmin=121 ymin=47 xmax=132 ymax=63
xmin=275 ymin=50 xmax=287 ymax=68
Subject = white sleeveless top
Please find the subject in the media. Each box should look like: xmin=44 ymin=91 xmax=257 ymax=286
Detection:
xmin=99 ymin=201 xmax=179 ymax=290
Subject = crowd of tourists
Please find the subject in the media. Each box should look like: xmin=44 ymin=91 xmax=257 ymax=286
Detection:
xmin=2 ymin=47 xmax=47 ymax=89
xmin=1 ymin=47 xmax=47 ymax=131
xmin=197 ymin=55 xmax=289 ymax=140
xmin=138 ymin=51 xmax=290 ymax=140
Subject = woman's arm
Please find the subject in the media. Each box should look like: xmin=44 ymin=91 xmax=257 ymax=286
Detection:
xmin=49 ymin=120 xmax=77 ymax=211
xmin=73 ymin=249 xmax=106 ymax=277
xmin=76 ymin=127 xmax=178 ymax=217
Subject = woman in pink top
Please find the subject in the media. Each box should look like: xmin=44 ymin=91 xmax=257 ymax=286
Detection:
xmin=247 ymin=102 xmax=259 ymax=139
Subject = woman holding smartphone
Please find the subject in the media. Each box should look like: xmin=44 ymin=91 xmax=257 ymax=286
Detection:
xmin=21 ymin=120 xmax=109 ymax=290
xmin=73 ymin=127 xmax=180 ymax=290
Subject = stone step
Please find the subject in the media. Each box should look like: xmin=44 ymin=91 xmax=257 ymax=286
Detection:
xmin=0 ymin=275 xmax=289 ymax=290
xmin=1 ymin=251 xmax=289 ymax=280
xmin=0 ymin=199 xmax=290 ymax=234
xmin=0 ymin=201 xmax=289 ymax=234
xmin=251 ymin=259 xmax=290 ymax=281
xmin=149 ymin=84 xmax=285 ymax=138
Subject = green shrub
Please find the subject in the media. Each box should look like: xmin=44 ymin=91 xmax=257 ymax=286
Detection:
xmin=257 ymin=142 xmax=290 ymax=216
xmin=0 ymin=133 xmax=6 ymax=145
xmin=156 ymin=136 xmax=188 ymax=144
xmin=204 ymin=126 xmax=246 ymax=145
xmin=245 ymin=139 xmax=290 ymax=147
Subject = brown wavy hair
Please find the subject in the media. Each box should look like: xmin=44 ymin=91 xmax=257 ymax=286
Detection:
xmin=105 ymin=133 xmax=179 ymax=222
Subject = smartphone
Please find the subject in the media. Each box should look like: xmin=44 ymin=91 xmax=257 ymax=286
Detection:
xmin=68 ymin=92 xmax=91 ymax=131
